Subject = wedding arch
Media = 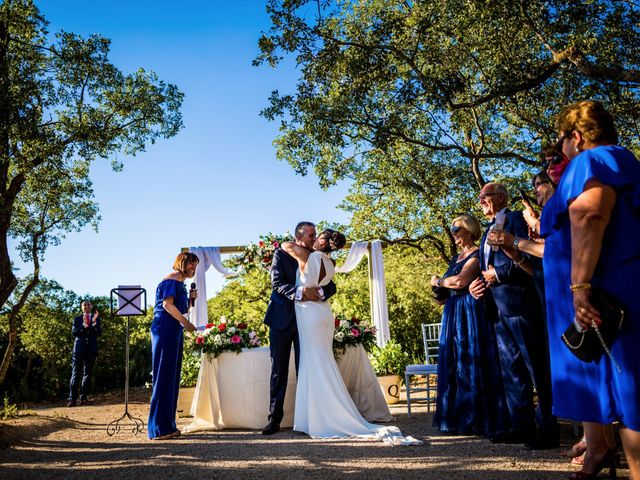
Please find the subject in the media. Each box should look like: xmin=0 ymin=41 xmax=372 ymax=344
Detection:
xmin=182 ymin=241 xmax=391 ymax=347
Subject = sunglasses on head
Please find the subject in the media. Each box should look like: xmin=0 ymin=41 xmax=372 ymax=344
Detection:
xmin=450 ymin=225 xmax=463 ymax=234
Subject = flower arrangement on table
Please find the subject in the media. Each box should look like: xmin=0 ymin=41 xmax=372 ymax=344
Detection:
xmin=188 ymin=317 xmax=263 ymax=358
xmin=333 ymin=316 xmax=377 ymax=355
xmin=226 ymin=233 xmax=291 ymax=272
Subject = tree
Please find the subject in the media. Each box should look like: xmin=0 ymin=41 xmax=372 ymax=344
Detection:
xmin=0 ymin=0 xmax=183 ymax=384
xmin=256 ymin=0 xmax=640 ymax=257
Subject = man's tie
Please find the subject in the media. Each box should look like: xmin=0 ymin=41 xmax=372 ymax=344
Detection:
xmin=84 ymin=314 xmax=90 ymax=327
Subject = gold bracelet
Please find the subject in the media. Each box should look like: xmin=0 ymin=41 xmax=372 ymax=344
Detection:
xmin=570 ymin=282 xmax=592 ymax=292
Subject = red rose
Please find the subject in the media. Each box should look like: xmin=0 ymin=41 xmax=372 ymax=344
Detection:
xmin=258 ymin=241 xmax=265 ymax=247
xmin=218 ymin=323 xmax=226 ymax=332
xmin=351 ymin=316 xmax=360 ymax=324
xmin=205 ymin=323 xmax=214 ymax=329
xmin=238 ymin=322 xmax=248 ymax=330
xmin=196 ymin=336 xmax=205 ymax=345
xmin=335 ymin=318 xmax=340 ymax=328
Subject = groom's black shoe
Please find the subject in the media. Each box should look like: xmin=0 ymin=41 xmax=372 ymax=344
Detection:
xmin=261 ymin=421 xmax=280 ymax=435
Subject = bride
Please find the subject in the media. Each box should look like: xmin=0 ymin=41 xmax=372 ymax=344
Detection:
xmin=281 ymin=229 xmax=422 ymax=445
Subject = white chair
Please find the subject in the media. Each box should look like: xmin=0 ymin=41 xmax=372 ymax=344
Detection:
xmin=405 ymin=322 xmax=441 ymax=416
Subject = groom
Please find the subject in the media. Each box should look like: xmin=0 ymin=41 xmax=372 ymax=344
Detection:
xmin=262 ymin=221 xmax=337 ymax=435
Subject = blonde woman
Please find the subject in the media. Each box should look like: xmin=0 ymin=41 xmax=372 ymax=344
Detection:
xmin=430 ymin=214 xmax=509 ymax=437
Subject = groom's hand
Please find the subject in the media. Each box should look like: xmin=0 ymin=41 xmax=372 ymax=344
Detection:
xmin=301 ymin=287 xmax=321 ymax=302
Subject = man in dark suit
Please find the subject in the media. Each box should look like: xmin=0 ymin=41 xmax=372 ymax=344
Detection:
xmin=67 ymin=300 xmax=102 ymax=407
xmin=261 ymin=221 xmax=337 ymax=435
xmin=469 ymin=182 xmax=557 ymax=448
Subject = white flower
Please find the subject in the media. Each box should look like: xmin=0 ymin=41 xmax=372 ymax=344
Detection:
xmin=228 ymin=327 xmax=236 ymax=334
xmin=340 ymin=320 xmax=350 ymax=329
xmin=219 ymin=316 xmax=227 ymax=324
xmin=334 ymin=332 xmax=345 ymax=342
xmin=213 ymin=335 xmax=223 ymax=346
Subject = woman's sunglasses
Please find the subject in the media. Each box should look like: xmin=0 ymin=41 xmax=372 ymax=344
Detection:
xmin=544 ymin=153 xmax=564 ymax=166
xmin=450 ymin=225 xmax=463 ymax=234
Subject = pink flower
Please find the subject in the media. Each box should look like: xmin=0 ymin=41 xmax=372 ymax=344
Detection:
xmin=196 ymin=336 xmax=205 ymax=345
xmin=272 ymin=241 xmax=280 ymax=248
xmin=351 ymin=328 xmax=360 ymax=337
xmin=230 ymin=334 xmax=241 ymax=344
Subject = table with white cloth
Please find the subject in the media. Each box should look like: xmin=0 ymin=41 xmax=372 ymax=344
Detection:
xmin=183 ymin=344 xmax=392 ymax=432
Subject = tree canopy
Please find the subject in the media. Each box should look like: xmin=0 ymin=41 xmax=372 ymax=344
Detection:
xmin=256 ymin=0 xmax=640 ymax=257
xmin=0 ymin=0 xmax=183 ymax=383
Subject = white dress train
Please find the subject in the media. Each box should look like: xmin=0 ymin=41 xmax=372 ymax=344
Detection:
xmin=293 ymin=251 xmax=422 ymax=445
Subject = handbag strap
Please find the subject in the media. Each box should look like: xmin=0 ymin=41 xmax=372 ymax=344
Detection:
xmin=591 ymin=316 xmax=623 ymax=374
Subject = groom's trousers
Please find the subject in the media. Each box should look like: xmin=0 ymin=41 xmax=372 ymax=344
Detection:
xmin=268 ymin=326 xmax=300 ymax=424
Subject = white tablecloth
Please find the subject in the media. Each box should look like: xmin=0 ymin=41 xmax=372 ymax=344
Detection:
xmin=183 ymin=344 xmax=391 ymax=432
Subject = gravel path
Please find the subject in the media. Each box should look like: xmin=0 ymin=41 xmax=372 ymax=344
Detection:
xmin=0 ymin=389 xmax=630 ymax=479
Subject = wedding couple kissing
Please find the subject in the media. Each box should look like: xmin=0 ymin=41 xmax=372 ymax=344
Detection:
xmin=261 ymin=221 xmax=422 ymax=445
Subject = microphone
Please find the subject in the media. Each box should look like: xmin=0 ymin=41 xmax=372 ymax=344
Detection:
xmin=190 ymin=283 xmax=196 ymax=307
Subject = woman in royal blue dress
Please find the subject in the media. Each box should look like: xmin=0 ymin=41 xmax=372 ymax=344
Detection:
xmin=541 ymin=100 xmax=640 ymax=479
xmin=148 ymin=252 xmax=198 ymax=440
xmin=431 ymin=214 xmax=509 ymax=437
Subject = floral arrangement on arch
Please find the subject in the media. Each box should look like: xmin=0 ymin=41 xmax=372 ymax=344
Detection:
xmin=333 ymin=316 xmax=377 ymax=355
xmin=187 ymin=317 xmax=263 ymax=358
xmin=226 ymin=232 xmax=291 ymax=272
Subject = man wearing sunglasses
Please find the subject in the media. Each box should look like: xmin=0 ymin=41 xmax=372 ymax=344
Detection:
xmin=469 ymin=182 xmax=556 ymax=449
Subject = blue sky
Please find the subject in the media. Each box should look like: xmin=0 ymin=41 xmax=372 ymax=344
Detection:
xmin=11 ymin=1 xmax=351 ymax=300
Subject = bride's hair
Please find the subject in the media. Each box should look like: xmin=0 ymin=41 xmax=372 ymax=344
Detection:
xmin=319 ymin=229 xmax=346 ymax=252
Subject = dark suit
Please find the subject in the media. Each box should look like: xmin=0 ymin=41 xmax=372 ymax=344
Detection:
xmin=68 ymin=314 xmax=102 ymax=402
xmin=479 ymin=210 xmax=555 ymax=436
xmin=264 ymin=248 xmax=336 ymax=424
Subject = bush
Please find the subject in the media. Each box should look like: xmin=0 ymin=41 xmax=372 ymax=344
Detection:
xmin=369 ymin=340 xmax=411 ymax=379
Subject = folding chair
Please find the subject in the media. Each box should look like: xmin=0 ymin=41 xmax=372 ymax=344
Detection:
xmin=404 ymin=322 xmax=441 ymax=415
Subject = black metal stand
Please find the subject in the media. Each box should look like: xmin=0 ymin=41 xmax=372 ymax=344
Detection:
xmin=107 ymin=287 xmax=147 ymax=436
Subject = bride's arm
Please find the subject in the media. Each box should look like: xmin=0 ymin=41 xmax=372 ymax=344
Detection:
xmin=281 ymin=241 xmax=311 ymax=268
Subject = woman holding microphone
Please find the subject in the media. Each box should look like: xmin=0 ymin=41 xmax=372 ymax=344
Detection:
xmin=148 ymin=252 xmax=198 ymax=440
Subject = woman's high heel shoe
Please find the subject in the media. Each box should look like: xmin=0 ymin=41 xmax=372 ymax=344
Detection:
xmin=567 ymin=448 xmax=616 ymax=480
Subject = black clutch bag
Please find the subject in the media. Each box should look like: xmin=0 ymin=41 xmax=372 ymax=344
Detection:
xmin=561 ymin=288 xmax=625 ymax=365
xmin=432 ymin=285 xmax=450 ymax=303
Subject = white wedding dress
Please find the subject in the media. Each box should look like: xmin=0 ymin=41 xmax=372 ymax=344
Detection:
xmin=293 ymin=251 xmax=422 ymax=445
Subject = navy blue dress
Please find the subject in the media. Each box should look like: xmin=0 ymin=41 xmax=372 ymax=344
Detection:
xmin=433 ymin=250 xmax=509 ymax=436
xmin=148 ymin=279 xmax=188 ymax=439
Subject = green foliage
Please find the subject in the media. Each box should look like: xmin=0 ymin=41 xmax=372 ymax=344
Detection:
xmin=1 ymin=395 xmax=18 ymax=420
xmin=369 ymin=339 xmax=411 ymax=379
xmin=256 ymin=0 xmax=640 ymax=260
xmin=0 ymin=0 xmax=183 ymax=384
xmin=180 ymin=338 xmax=200 ymax=388
xmin=0 ymin=278 xmax=153 ymax=401
xmin=226 ymin=233 xmax=291 ymax=273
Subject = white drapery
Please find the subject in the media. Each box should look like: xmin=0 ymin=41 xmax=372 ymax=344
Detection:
xmin=188 ymin=247 xmax=238 ymax=328
xmin=335 ymin=241 xmax=369 ymax=273
xmin=369 ymin=240 xmax=390 ymax=346
xmin=188 ymin=242 xmax=390 ymax=346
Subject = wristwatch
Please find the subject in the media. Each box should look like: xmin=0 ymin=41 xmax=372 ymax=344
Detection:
xmin=513 ymin=237 xmax=521 ymax=250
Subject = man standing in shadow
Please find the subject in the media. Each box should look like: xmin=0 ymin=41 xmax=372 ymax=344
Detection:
xmin=67 ymin=300 xmax=102 ymax=407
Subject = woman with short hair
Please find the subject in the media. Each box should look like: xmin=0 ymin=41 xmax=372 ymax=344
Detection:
xmin=541 ymin=100 xmax=640 ymax=479
xmin=148 ymin=252 xmax=198 ymax=440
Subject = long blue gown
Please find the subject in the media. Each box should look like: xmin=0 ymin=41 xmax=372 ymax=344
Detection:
xmin=148 ymin=279 xmax=188 ymax=439
xmin=433 ymin=250 xmax=509 ymax=436
xmin=540 ymin=145 xmax=640 ymax=430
